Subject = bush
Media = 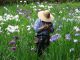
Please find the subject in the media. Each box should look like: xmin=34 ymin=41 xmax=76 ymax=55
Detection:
xmin=0 ymin=0 xmax=80 ymax=5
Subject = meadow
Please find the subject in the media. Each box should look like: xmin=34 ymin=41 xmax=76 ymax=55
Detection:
xmin=0 ymin=2 xmax=80 ymax=60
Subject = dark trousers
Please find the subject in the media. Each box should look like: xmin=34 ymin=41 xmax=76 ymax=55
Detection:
xmin=35 ymin=35 xmax=50 ymax=57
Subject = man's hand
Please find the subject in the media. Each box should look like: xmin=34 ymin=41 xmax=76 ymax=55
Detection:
xmin=39 ymin=24 xmax=49 ymax=30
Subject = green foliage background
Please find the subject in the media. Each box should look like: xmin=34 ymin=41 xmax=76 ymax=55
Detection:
xmin=0 ymin=0 xmax=80 ymax=5
xmin=0 ymin=2 xmax=80 ymax=60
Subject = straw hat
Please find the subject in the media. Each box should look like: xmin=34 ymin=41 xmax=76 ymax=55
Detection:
xmin=38 ymin=10 xmax=54 ymax=22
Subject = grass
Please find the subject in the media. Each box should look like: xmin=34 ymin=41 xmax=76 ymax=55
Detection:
xmin=0 ymin=2 xmax=80 ymax=60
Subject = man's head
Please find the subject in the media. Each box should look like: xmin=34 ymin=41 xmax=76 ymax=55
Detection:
xmin=38 ymin=10 xmax=54 ymax=22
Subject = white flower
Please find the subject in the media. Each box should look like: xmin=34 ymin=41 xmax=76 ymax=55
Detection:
xmin=38 ymin=9 xmax=41 ymax=11
xmin=75 ymin=33 xmax=80 ymax=36
xmin=0 ymin=22 xmax=4 ymax=25
xmin=0 ymin=27 xmax=2 ymax=33
xmin=27 ymin=25 xmax=30 ymax=28
xmin=6 ymin=14 xmax=11 ymax=20
xmin=76 ymin=16 xmax=80 ymax=19
xmin=73 ymin=26 xmax=80 ymax=32
xmin=24 ymin=1 xmax=26 ymax=3
xmin=4 ymin=7 xmax=8 ymax=11
xmin=33 ymin=6 xmax=36 ymax=8
xmin=74 ymin=26 xmax=78 ymax=30
xmin=59 ymin=11 xmax=62 ymax=13
xmin=3 ymin=13 xmax=8 ymax=20
xmin=13 ymin=15 xmax=19 ymax=21
xmin=20 ymin=1 xmax=22 ymax=3
xmin=68 ymin=13 xmax=72 ymax=16
xmin=3 ymin=13 xmax=19 ymax=21
xmin=70 ymin=48 xmax=74 ymax=52
xmin=33 ymin=8 xmax=37 ymax=11
xmin=7 ymin=32 xmax=10 ymax=35
xmin=4 ymin=14 xmax=13 ymax=21
xmin=0 ymin=27 xmax=1 ymax=29
xmin=17 ymin=5 xmax=19 ymax=7
xmin=62 ymin=17 xmax=66 ymax=20
xmin=39 ymin=5 xmax=44 ymax=7
xmin=75 ymin=9 xmax=80 ymax=13
xmin=36 ymin=2 xmax=40 ymax=5
xmin=48 ymin=6 xmax=53 ymax=9
xmin=73 ymin=39 xmax=78 ymax=43
xmin=31 ymin=48 xmax=36 ymax=51
xmin=4 ymin=13 xmax=8 ymax=16
xmin=76 ymin=28 xmax=80 ymax=32
xmin=6 ymin=25 xmax=19 ymax=33
xmin=18 ymin=11 xmax=23 ymax=15
xmin=27 ymin=27 xmax=31 ymax=31
xmin=26 ymin=25 xmax=31 ymax=31
xmin=65 ymin=34 xmax=71 ymax=40
xmin=0 ymin=16 xmax=3 ymax=21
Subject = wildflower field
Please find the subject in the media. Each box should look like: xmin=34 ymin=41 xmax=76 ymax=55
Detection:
xmin=0 ymin=2 xmax=80 ymax=60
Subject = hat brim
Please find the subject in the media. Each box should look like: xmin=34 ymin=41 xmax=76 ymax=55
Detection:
xmin=38 ymin=11 xmax=54 ymax=22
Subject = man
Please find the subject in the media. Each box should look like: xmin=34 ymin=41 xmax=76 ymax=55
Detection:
xmin=33 ymin=10 xmax=54 ymax=56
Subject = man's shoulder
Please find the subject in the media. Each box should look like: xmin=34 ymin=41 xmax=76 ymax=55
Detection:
xmin=35 ymin=19 xmax=41 ymax=23
xmin=36 ymin=18 xmax=41 ymax=21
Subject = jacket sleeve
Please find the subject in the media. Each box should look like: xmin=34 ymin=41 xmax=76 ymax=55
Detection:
xmin=33 ymin=19 xmax=41 ymax=32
